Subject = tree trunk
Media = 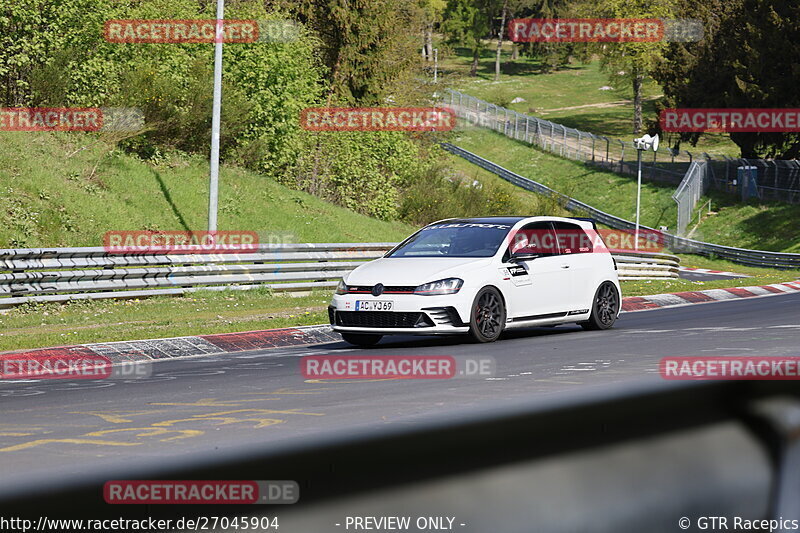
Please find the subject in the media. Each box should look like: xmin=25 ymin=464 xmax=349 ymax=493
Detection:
xmin=424 ymin=23 xmax=434 ymax=62
xmin=632 ymin=69 xmax=643 ymax=134
xmin=511 ymin=43 xmax=518 ymax=60
xmin=494 ymin=0 xmax=508 ymax=81
xmin=470 ymin=47 xmax=479 ymax=76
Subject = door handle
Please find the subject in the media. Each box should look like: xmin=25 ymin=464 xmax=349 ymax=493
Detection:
xmin=560 ymin=264 xmax=570 ymax=269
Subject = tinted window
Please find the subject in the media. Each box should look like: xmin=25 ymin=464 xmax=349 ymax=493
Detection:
xmin=507 ymin=221 xmax=558 ymax=257
xmin=388 ymin=222 xmax=513 ymax=258
xmin=551 ymin=221 xmax=594 ymax=254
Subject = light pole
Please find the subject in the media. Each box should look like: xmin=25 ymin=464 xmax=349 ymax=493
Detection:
xmin=631 ymin=134 xmax=659 ymax=250
xmin=207 ymin=0 xmax=225 ymax=233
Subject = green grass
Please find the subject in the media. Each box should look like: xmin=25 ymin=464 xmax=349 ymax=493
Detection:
xmin=441 ymin=42 xmax=741 ymax=157
xmin=0 ymin=131 xmax=414 ymax=247
xmin=450 ymin=127 xmax=680 ymax=230
xmin=0 ymin=289 xmax=331 ymax=352
xmin=448 ymin=127 xmax=800 ymax=252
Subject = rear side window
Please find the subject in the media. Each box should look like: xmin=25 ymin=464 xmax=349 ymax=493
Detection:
xmin=551 ymin=221 xmax=593 ymax=254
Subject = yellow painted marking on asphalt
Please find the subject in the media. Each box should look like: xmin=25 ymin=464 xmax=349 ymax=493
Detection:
xmin=151 ymin=408 xmax=322 ymax=430
xmin=193 ymin=408 xmax=324 ymax=417
xmin=68 ymin=411 xmax=164 ymax=423
xmin=85 ymin=427 xmax=203 ymax=442
xmin=150 ymin=416 xmax=285 ymax=429
xmin=149 ymin=398 xmax=279 ymax=407
xmin=0 ymin=432 xmax=34 ymax=437
xmin=0 ymin=438 xmax=140 ymax=452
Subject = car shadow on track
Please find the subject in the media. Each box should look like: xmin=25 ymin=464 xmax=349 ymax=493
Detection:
xmin=327 ymin=325 xmax=586 ymax=351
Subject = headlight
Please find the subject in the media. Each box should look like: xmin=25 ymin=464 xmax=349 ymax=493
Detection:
xmin=414 ymin=278 xmax=463 ymax=295
xmin=335 ymin=279 xmax=348 ymax=295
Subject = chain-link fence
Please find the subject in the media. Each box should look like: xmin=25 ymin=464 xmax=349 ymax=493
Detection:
xmin=673 ymin=161 xmax=710 ymax=237
xmin=444 ymin=89 xmax=800 ymax=204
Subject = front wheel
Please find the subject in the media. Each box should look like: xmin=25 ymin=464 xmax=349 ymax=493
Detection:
xmin=580 ymin=281 xmax=619 ymax=331
xmin=469 ymin=286 xmax=506 ymax=343
xmin=340 ymin=332 xmax=383 ymax=346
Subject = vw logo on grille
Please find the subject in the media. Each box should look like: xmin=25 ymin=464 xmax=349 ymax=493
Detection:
xmin=371 ymin=283 xmax=384 ymax=296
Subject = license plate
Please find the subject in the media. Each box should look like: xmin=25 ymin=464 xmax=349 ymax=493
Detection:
xmin=355 ymin=300 xmax=393 ymax=311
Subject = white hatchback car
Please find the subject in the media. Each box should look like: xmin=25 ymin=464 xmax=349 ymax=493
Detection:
xmin=329 ymin=216 xmax=621 ymax=346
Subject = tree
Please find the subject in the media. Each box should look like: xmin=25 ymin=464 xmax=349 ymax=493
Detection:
xmin=442 ymin=0 xmax=493 ymax=76
xmin=286 ymin=0 xmax=424 ymax=105
xmin=420 ymin=0 xmax=447 ymax=62
xmin=581 ymin=0 xmax=674 ymax=134
xmin=653 ymin=0 xmax=800 ymax=158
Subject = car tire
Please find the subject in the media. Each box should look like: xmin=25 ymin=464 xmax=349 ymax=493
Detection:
xmin=580 ymin=281 xmax=619 ymax=331
xmin=469 ymin=286 xmax=506 ymax=343
xmin=340 ymin=332 xmax=383 ymax=346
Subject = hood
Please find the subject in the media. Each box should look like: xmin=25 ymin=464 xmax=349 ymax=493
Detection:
xmin=344 ymin=257 xmax=491 ymax=286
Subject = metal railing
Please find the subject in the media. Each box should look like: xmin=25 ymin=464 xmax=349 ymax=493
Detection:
xmin=442 ymin=143 xmax=800 ymax=270
xmin=0 ymin=243 xmax=678 ymax=308
xmin=444 ymin=89 xmax=800 ymax=203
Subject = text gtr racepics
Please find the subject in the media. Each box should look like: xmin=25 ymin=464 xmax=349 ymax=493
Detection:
xmin=329 ymin=217 xmax=621 ymax=346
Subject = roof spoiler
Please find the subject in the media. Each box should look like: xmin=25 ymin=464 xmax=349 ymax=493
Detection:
xmin=569 ymin=217 xmax=598 ymax=230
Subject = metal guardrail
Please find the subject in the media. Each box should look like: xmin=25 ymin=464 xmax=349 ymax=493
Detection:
xmin=0 ymin=243 xmax=392 ymax=309
xmin=0 ymin=242 xmax=676 ymax=308
xmin=442 ymin=142 xmax=800 ymax=270
xmin=445 ymin=89 xmax=800 ymax=204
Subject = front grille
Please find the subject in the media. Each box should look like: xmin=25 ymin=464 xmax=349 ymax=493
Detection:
xmin=346 ymin=285 xmax=416 ymax=294
xmin=335 ymin=311 xmax=433 ymax=328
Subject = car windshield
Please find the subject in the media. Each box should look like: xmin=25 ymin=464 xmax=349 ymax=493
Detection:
xmin=387 ymin=222 xmax=512 ymax=258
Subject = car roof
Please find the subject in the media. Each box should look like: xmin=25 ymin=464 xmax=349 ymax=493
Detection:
xmin=428 ymin=216 xmax=594 ymax=228
xmin=428 ymin=217 xmax=527 ymax=225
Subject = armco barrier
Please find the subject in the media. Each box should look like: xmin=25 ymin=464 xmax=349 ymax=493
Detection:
xmin=0 ymin=242 xmax=676 ymax=308
xmin=442 ymin=143 xmax=800 ymax=270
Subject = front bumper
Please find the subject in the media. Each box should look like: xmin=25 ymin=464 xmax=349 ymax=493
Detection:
xmin=328 ymin=293 xmax=472 ymax=335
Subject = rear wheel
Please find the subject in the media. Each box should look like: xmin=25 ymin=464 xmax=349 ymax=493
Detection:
xmin=580 ymin=282 xmax=619 ymax=331
xmin=340 ymin=332 xmax=383 ymax=346
xmin=469 ymin=287 xmax=506 ymax=343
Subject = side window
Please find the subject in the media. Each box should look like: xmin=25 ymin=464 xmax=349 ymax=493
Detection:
xmin=507 ymin=222 xmax=558 ymax=258
xmin=551 ymin=221 xmax=593 ymax=255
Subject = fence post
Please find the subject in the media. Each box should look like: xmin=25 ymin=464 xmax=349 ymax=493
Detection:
xmin=525 ymin=116 xmax=529 ymax=143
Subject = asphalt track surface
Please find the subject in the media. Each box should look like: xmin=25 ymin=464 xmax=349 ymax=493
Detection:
xmin=0 ymin=291 xmax=798 ymax=493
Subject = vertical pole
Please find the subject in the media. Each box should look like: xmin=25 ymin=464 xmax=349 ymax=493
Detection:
xmin=433 ymin=49 xmax=438 ymax=83
xmin=635 ymin=148 xmax=642 ymax=251
xmin=208 ymin=0 xmax=225 ymax=233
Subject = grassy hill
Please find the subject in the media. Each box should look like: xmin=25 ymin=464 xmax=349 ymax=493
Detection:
xmin=441 ymin=43 xmax=741 ymax=157
xmin=448 ymin=128 xmax=800 ymax=253
xmin=0 ymin=132 xmax=413 ymax=248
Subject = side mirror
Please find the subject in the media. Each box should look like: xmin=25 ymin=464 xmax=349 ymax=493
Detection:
xmin=510 ymin=252 xmax=540 ymax=262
